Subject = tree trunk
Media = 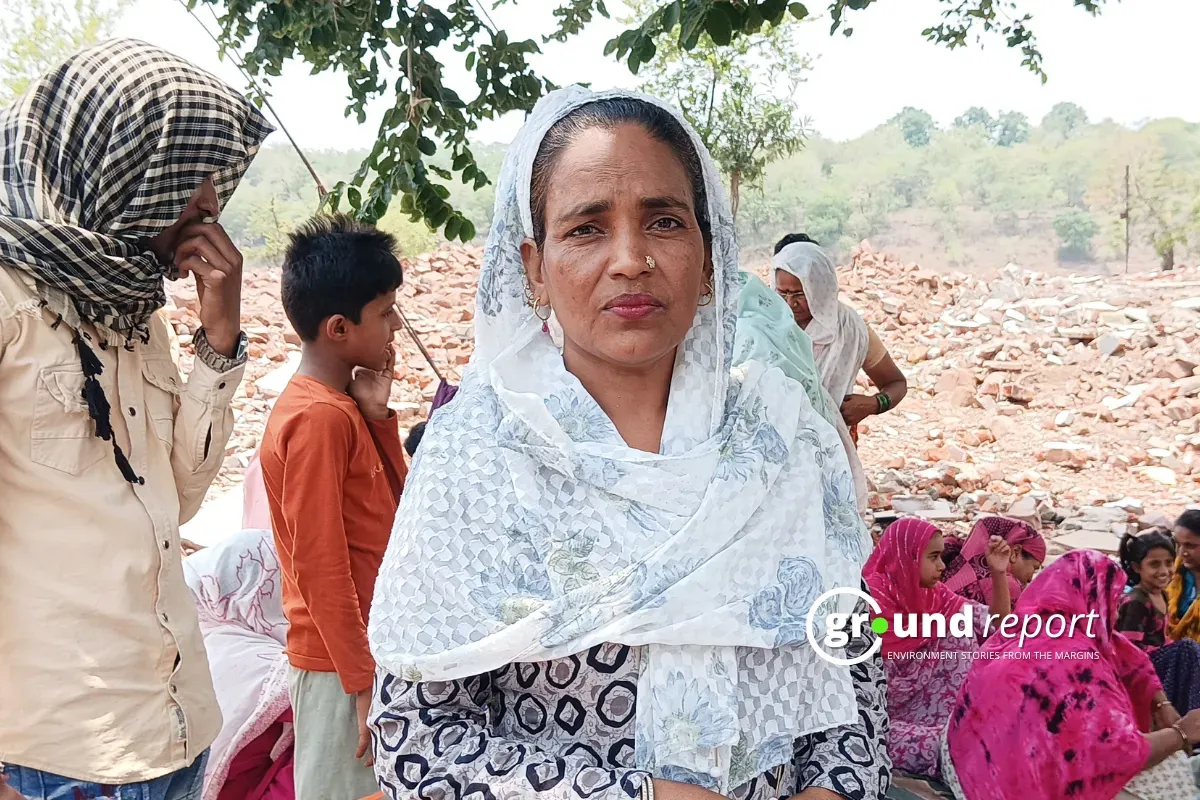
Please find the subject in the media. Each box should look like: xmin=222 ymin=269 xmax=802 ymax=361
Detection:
xmin=1162 ymin=244 xmax=1175 ymax=271
xmin=729 ymin=170 xmax=742 ymax=219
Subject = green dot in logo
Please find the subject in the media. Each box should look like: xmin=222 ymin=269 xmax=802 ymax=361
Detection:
xmin=871 ymin=617 xmax=889 ymax=635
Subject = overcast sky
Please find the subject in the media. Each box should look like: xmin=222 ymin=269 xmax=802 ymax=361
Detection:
xmin=112 ymin=0 xmax=1199 ymax=150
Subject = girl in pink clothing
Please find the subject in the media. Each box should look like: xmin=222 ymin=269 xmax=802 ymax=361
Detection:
xmin=863 ymin=518 xmax=1011 ymax=778
xmin=943 ymin=550 xmax=1200 ymax=800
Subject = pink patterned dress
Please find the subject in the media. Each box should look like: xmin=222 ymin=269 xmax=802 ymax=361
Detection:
xmin=881 ymin=600 xmax=989 ymax=776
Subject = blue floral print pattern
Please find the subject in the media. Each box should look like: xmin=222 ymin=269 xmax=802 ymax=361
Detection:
xmin=749 ymin=557 xmax=825 ymax=647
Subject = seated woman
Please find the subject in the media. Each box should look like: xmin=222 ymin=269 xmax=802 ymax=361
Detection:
xmin=1119 ymin=529 xmax=1200 ymax=715
xmin=365 ymin=89 xmax=887 ymax=800
xmin=941 ymin=516 xmax=1046 ymax=606
xmin=1168 ymin=510 xmax=1200 ymax=641
xmin=184 ymin=529 xmax=294 ymax=800
xmin=865 ymin=518 xmax=1011 ymax=778
xmin=942 ymin=549 xmax=1200 ymax=800
xmin=771 ymin=234 xmax=907 ymax=436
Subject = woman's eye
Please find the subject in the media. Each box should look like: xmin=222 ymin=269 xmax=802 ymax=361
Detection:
xmin=651 ymin=217 xmax=683 ymax=230
xmin=569 ymin=224 xmax=599 ymax=237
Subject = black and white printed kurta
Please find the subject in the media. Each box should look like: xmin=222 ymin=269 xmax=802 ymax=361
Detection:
xmin=369 ymin=624 xmax=890 ymax=800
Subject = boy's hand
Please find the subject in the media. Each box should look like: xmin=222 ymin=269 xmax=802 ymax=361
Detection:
xmin=355 ymin=688 xmax=375 ymax=767
xmin=349 ymin=345 xmax=395 ymax=421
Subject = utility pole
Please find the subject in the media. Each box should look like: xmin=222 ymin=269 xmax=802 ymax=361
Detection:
xmin=1123 ymin=165 xmax=1131 ymax=274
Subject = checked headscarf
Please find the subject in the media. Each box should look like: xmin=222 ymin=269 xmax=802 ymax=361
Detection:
xmin=0 ymin=39 xmax=273 ymax=482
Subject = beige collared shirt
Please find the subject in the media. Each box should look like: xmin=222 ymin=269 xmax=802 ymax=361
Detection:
xmin=0 ymin=263 xmax=243 ymax=783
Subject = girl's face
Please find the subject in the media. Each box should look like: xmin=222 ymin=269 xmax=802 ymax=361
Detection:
xmin=921 ymin=532 xmax=945 ymax=588
xmin=1010 ymin=546 xmax=1043 ymax=586
xmin=1136 ymin=546 xmax=1176 ymax=592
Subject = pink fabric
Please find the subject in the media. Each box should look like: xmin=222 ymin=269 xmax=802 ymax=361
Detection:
xmin=219 ymin=720 xmax=292 ymax=800
xmin=242 ymin=449 xmax=272 ymax=531
xmin=942 ymin=516 xmax=1046 ymax=606
xmin=254 ymin=748 xmax=294 ymax=800
xmin=884 ymin=600 xmax=989 ymax=777
xmin=863 ymin=518 xmax=968 ymax=656
xmin=947 ymin=550 xmax=1162 ymax=800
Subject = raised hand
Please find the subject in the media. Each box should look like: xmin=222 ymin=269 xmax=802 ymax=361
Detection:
xmin=174 ymin=221 xmax=243 ymax=358
xmin=348 ymin=344 xmax=396 ymax=421
xmin=985 ymin=535 xmax=1013 ymax=576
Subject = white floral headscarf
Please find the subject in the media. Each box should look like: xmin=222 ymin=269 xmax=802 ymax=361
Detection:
xmin=369 ymin=87 xmax=868 ymax=793
xmin=772 ymin=242 xmax=870 ymax=403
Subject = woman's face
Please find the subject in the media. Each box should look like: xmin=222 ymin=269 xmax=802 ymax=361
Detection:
xmin=774 ymin=270 xmax=811 ymax=328
xmin=1010 ymin=546 xmax=1043 ymax=585
xmin=1177 ymin=526 xmax=1200 ymax=572
xmin=1136 ymin=546 xmax=1175 ymax=593
xmin=523 ymin=123 xmax=708 ymax=373
xmin=920 ymin=532 xmax=945 ymax=588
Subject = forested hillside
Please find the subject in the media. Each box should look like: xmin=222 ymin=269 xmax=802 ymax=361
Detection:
xmin=222 ymin=104 xmax=1200 ymax=274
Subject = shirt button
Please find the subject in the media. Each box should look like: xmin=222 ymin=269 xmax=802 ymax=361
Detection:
xmin=162 ymin=540 xmax=170 ymax=550
xmin=161 ymin=612 xmax=170 ymax=623
xmin=170 ymin=683 xmax=177 ymax=693
xmin=217 ymin=381 xmax=226 ymax=390
xmin=128 ymin=407 xmax=137 ymax=416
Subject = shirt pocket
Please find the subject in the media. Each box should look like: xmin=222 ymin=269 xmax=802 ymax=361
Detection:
xmin=31 ymin=365 xmax=107 ymax=475
xmin=141 ymin=356 xmax=182 ymax=447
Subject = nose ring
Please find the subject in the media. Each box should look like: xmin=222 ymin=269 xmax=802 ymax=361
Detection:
xmin=645 ymin=255 xmax=656 ymax=271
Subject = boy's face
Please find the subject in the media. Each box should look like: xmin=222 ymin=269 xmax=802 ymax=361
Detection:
xmin=339 ymin=291 xmax=402 ymax=371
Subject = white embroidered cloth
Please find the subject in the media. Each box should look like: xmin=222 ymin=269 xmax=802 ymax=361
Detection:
xmin=183 ymin=529 xmax=291 ymax=800
xmin=368 ymin=87 xmax=867 ymax=792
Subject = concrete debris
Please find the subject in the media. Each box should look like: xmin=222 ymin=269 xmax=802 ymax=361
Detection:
xmin=801 ymin=241 xmax=1197 ymax=544
xmin=177 ymin=239 xmax=1194 ymax=552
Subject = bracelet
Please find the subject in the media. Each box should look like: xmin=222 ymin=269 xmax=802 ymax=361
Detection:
xmin=639 ymin=775 xmax=655 ymax=800
xmin=876 ymin=392 xmax=892 ymax=414
xmin=1172 ymin=723 xmax=1193 ymax=756
xmin=1155 ymin=699 xmax=1173 ymax=711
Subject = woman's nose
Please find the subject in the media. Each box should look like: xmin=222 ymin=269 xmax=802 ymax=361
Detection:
xmin=607 ymin=227 xmax=651 ymax=279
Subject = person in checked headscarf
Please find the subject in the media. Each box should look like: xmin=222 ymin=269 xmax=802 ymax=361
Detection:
xmin=0 ymin=40 xmax=272 ymax=798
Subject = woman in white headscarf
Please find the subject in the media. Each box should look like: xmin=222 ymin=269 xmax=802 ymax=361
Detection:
xmin=771 ymin=235 xmax=907 ymax=438
xmin=366 ymin=89 xmax=890 ymax=800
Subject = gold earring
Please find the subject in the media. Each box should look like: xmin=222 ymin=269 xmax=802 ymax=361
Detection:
xmin=645 ymin=255 xmax=656 ymax=271
xmin=534 ymin=300 xmax=552 ymax=322
xmin=698 ymin=281 xmax=714 ymax=307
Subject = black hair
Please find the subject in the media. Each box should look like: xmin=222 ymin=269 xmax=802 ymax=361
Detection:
xmin=1178 ymin=510 xmax=1200 ymax=537
xmin=404 ymin=420 xmax=427 ymax=457
xmin=773 ymin=233 xmax=820 ymax=255
xmin=281 ymin=214 xmax=404 ymax=341
xmin=529 ymin=98 xmax=710 ymax=249
xmin=1118 ymin=529 xmax=1177 ymax=586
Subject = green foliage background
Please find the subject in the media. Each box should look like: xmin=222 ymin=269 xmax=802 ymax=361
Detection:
xmin=224 ymin=112 xmax=1200 ymax=272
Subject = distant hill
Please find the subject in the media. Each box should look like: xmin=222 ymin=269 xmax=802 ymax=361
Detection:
xmin=222 ymin=111 xmax=1200 ymax=275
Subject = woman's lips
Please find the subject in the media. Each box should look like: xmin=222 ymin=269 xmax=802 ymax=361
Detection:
xmin=604 ymin=293 xmax=664 ymax=320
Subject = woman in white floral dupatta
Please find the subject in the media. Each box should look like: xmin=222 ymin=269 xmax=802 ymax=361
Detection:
xmin=366 ymin=88 xmax=890 ymax=800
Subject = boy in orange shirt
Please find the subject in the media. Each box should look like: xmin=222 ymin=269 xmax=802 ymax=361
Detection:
xmin=260 ymin=214 xmax=407 ymax=800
